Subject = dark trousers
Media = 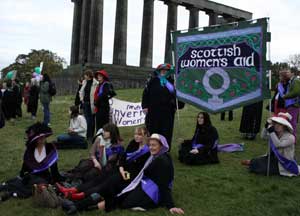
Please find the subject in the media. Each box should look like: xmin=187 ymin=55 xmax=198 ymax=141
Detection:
xmin=83 ymin=102 xmax=95 ymax=140
xmin=56 ymin=134 xmax=87 ymax=149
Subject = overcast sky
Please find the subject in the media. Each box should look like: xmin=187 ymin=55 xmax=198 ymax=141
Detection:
xmin=0 ymin=0 xmax=299 ymax=71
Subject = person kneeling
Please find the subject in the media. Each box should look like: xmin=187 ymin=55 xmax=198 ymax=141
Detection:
xmin=178 ymin=112 xmax=219 ymax=165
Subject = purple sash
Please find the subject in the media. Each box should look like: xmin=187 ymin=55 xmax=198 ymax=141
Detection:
xmin=97 ymin=82 xmax=108 ymax=96
xmin=31 ymin=150 xmax=58 ymax=174
xmin=217 ymin=143 xmax=244 ymax=152
xmin=126 ymin=145 xmax=149 ymax=163
xmin=165 ymin=80 xmax=175 ymax=94
xmin=270 ymin=139 xmax=299 ymax=175
xmin=141 ymin=177 xmax=160 ymax=204
xmin=106 ymin=144 xmax=124 ymax=158
xmin=285 ymin=81 xmax=299 ymax=107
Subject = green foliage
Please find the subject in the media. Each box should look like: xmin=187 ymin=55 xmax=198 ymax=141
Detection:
xmin=0 ymin=89 xmax=300 ymax=216
xmin=1 ymin=49 xmax=66 ymax=82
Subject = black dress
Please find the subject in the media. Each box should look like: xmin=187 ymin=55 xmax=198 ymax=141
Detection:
xmin=2 ymin=89 xmax=17 ymax=120
xmin=94 ymin=82 xmax=110 ymax=131
xmin=0 ymin=143 xmax=63 ymax=198
xmin=27 ymin=85 xmax=39 ymax=116
xmin=142 ymin=75 xmax=184 ymax=149
xmin=178 ymin=125 xmax=219 ymax=165
xmin=239 ymin=101 xmax=263 ymax=138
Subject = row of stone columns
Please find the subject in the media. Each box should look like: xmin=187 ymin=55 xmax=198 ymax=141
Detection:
xmin=70 ymin=0 xmax=224 ymax=67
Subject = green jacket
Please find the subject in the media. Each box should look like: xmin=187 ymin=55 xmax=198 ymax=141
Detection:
xmin=284 ymin=76 xmax=300 ymax=107
xmin=40 ymin=81 xmax=51 ymax=103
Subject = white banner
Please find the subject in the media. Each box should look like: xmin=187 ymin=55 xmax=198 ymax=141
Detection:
xmin=110 ymin=98 xmax=145 ymax=127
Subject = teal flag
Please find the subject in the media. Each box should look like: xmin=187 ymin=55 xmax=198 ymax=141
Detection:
xmin=172 ymin=18 xmax=271 ymax=113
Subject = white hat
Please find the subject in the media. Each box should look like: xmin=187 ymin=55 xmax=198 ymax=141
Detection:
xmin=270 ymin=112 xmax=293 ymax=133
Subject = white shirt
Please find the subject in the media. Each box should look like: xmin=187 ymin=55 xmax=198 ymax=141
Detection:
xmin=69 ymin=115 xmax=87 ymax=138
xmin=34 ymin=146 xmax=46 ymax=163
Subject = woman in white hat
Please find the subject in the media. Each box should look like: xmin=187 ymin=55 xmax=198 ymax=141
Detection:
xmin=242 ymin=112 xmax=299 ymax=176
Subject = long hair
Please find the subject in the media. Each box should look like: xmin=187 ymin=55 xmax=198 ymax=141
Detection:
xmin=69 ymin=105 xmax=79 ymax=119
xmin=103 ymin=123 xmax=121 ymax=145
xmin=134 ymin=126 xmax=148 ymax=144
xmin=195 ymin=112 xmax=212 ymax=129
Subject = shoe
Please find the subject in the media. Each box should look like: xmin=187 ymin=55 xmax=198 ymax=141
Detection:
xmin=131 ymin=207 xmax=146 ymax=211
xmin=56 ymin=183 xmax=78 ymax=197
xmin=241 ymin=160 xmax=251 ymax=166
xmin=62 ymin=199 xmax=77 ymax=215
xmin=0 ymin=191 xmax=11 ymax=202
xmin=70 ymin=192 xmax=85 ymax=201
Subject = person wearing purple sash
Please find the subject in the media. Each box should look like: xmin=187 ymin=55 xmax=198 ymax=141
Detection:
xmin=61 ymin=127 xmax=151 ymax=214
xmin=142 ymin=63 xmax=184 ymax=151
xmin=0 ymin=122 xmax=64 ymax=202
xmin=242 ymin=112 xmax=299 ymax=176
xmin=282 ymin=68 xmax=300 ymax=138
xmin=179 ymin=112 xmax=219 ymax=165
xmin=94 ymin=70 xmax=116 ymax=131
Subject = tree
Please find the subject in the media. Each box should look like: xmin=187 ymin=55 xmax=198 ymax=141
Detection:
xmin=288 ymin=54 xmax=300 ymax=70
xmin=1 ymin=49 xmax=66 ymax=81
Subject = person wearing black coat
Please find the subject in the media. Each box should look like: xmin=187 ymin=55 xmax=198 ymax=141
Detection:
xmin=2 ymin=79 xmax=17 ymax=121
xmin=142 ymin=63 xmax=184 ymax=150
xmin=179 ymin=112 xmax=219 ymax=165
xmin=94 ymin=70 xmax=113 ymax=131
xmin=27 ymin=78 xmax=40 ymax=119
xmin=0 ymin=122 xmax=64 ymax=202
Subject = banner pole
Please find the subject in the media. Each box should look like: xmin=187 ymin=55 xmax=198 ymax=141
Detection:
xmin=266 ymin=18 xmax=271 ymax=177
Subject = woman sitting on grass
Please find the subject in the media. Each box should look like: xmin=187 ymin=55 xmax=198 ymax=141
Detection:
xmin=0 ymin=122 xmax=64 ymax=202
xmin=242 ymin=112 xmax=299 ymax=176
xmin=62 ymin=123 xmax=124 ymax=184
xmin=56 ymin=105 xmax=88 ymax=149
xmin=178 ymin=112 xmax=219 ymax=165
xmin=60 ymin=127 xmax=151 ymax=213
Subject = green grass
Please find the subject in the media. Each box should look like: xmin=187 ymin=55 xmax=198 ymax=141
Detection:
xmin=1 ymin=88 xmax=300 ymax=216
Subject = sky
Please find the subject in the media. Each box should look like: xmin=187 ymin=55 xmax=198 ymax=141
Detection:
xmin=0 ymin=0 xmax=299 ymax=72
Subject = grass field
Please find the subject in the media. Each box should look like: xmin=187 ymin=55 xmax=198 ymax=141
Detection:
xmin=1 ymin=88 xmax=300 ymax=216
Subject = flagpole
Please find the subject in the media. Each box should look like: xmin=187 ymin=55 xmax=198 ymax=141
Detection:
xmin=267 ymin=17 xmax=271 ymax=177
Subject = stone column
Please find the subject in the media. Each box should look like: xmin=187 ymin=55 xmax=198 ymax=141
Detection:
xmin=188 ymin=7 xmax=199 ymax=29
xmin=113 ymin=0 xmax=128 ymax=65
xmin=206 ymin=10 xmax=218 ymax=26
xmin=164 ymin=1 xmax=177 ymax=64
xmin=70 ymin=0 xmax=82 ymax=65
xmin=78 ymin=0 xmax=92 ymax=64
xmin=140 ymin=0 xmax=154 ymax=68
xmin=88 ymin=0 xmax=103 ymax=64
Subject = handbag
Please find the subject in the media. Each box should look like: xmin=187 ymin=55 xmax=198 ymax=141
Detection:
xmin=32 ymin=184 xmax=62 ymax=208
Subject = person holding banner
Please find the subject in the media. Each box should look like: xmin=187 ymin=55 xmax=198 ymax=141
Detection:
xmin=178 ymin=112 xmax=219 ymax=165
xmin=94 ymin=70 xmax=115 ymax=131
xmin=242 ymin=112 xmax=299 ymax=177
xmin=142 ymin=63 xmax=184 ymax=150
xmin=282 ymin=68 xmax=300 ymax=138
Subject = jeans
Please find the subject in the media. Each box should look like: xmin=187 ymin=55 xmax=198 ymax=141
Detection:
xmin=42 ymin=102 xmax=50 ymax=125
xmin=83 ymin=102 xmax=95 ymax=140
xmin=57 ymin=133 xmax=87 ymax=149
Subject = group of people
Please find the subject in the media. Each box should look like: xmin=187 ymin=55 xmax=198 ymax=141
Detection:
xmin=0 ymin=73 xmax=53 ymax=126
xmin=0 ymin=64 xmax=300 ymax=215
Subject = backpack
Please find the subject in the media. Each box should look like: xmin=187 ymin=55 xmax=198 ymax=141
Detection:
xmin=48 ymin=82 xmax=56 ymax=96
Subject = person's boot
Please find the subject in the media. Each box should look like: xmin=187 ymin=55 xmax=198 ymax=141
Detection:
xmin=70 ymin=192 xmax=85 ymax=201
xmin=74 ymin=193 xmax=103 ymax=211
xmin=0 ymin=191 xmax=11 ymax=202
xmin=228 ymin=110 xmax=233 ymax=121
xmin=56 ymin=183 xmax=78 ymax=197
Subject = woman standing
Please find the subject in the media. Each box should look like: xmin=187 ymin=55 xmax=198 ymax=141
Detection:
xmin=242 ymin=112 xmax=299 ymax=176
xmin=142 ymin=63 xmax=184 ymax=150
xmin=79 ymin=70 xmax=98 ymax=142
xmin=94 ymin=70 xmax=114 ymax=131
xmin=178 ymin=112 xmax=219 ymax=165
xmin=27 ymin=78 xmax=40 ymax=120
xmin=40 ymin=74 xmax=52 ymax=125
xmin=56 ymin=105 xmax=87 ymax=149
